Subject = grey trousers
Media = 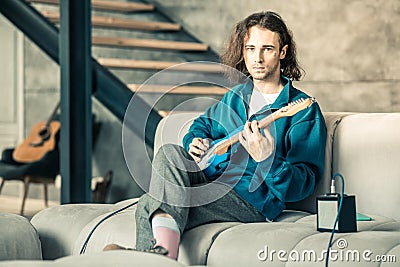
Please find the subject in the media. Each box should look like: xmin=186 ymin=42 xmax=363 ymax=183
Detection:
xmin=135 ymin=144 xmax=265 ymax=251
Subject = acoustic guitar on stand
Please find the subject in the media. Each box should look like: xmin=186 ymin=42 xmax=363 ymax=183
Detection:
xmin=197 ymin=97 xmax=316 ymax=176
xmin=13 ymin=102 xmax=60 ymax=163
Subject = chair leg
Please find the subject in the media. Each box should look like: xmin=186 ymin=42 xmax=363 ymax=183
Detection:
xmin=20 ymin=177 xmax=31 ymax=216
xmin=0 ymin=178 xmax=5 ymax=195
xmin=43 ymin=184 xmax=48 ymax=207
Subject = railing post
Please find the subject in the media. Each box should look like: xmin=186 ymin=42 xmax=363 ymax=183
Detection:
xmin=60 ymin=0 xmax=92 ymax=204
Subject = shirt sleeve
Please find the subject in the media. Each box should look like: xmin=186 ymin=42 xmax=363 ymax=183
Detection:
xmin=258 ymin=117 xmax=327 ymax=203
xmin=182 ymin=111 xmax=214 ymax=152
xmin=182 ymin=90 xmax=242 ymax=152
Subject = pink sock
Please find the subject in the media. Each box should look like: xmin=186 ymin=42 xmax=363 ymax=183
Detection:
xmin=151 ymin=216 xmax=180 ymax=260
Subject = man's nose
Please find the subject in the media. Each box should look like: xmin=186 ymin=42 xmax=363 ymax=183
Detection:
xmin=254 ymin=50 xmax=263 ymax=63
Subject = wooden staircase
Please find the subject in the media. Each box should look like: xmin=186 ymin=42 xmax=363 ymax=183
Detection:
xmin=27 ymin=0 xmax=225 ymax=116
xmin=28 ymin=0 xmax=155 ymax=12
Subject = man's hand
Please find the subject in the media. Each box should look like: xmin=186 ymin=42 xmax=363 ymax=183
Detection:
xmin=239 ymin=120 xmax=274 ymax=162
xmin=188 ymin=138 xmax=210 ymax=163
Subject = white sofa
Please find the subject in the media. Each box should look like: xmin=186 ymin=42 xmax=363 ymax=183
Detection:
xmin=2 ymin=112 xmax=400 ymax=266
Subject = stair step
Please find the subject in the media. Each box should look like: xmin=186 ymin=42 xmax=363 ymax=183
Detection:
xmin=98 ymin=58 xmax=224 ymax=73
xmin=27 ymin=0 xmax=154 ymax=12
xmin=41 ymin=11 xmax=180 ymax=31
xmin=158 ymin=110 xmax=197 ymax=117
xmin=93 ymin=36 xmax=208 ymax=51
xmin=128 ymin=84 xmax=227 ymax=95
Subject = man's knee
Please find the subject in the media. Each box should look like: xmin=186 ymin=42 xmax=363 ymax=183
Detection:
xmin=154 ymin=144 xmax=188 ymax=165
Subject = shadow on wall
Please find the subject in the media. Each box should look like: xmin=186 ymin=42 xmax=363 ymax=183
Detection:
xmin=92 ymin=99 xmax=146 ymax=203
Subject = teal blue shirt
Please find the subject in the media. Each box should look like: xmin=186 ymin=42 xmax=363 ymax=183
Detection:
xmin=183 ymin=76 xmax=327 ymax=220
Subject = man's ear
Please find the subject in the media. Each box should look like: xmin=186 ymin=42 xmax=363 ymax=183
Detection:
xmin=280 ymin=45 xmax=288 ymax=60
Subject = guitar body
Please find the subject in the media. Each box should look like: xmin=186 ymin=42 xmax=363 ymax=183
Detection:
xmin=202 ymin=151 xmax=231 ymax=177
xmin=197 ymin=137 xmax=232 ymax=177
xmin=13 ymin=121 xmax=60 ymax=163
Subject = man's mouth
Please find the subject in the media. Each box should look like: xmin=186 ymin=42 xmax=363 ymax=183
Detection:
xmin=253 ymin=66 xmax=265 ymax=71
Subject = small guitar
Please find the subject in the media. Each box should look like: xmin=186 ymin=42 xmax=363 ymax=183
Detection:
xmin=197 ymin=97 xmax=316 ymax=176
xmin=13 ymin=102 xmax=60 ymax=163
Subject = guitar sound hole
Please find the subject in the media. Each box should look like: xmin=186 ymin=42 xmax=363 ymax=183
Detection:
xmin=39 ymin=127 xmax=50 ymax=139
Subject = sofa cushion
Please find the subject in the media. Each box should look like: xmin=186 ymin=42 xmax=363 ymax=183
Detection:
xmin=41 ymin=200 xmax=309 ymax=265
xmin=0 ymin=251 xmax=187 ymax=267
xmin=333 ymin=113 xmax=400 ymax=220
xmin=72 ymin=202 xmax=138 ymax=255
xmin=71 ymin=204 xmax=240 ymax=266
xmin=0 ymin=212 xmax=42 ymax=261
xmin=178 ymin=222 xmax=240 ymax=265
xmin=207 ymin=214 xmax=400 ymax=267
xmin=31 ymin=204 xmax=115 ymax=259
xmin=154 ymin=112 xmax=201 ymax=154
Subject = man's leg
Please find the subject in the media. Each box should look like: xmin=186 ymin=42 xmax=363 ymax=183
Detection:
xmin=135 ymin=144 xmax=208 ymax=255
xmin=134 ymin=143 xmax=266 ymax=258
xmin=185 ymin=188 xmax=266 ymax=231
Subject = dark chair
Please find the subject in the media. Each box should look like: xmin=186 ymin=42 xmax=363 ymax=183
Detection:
xmin=0 ymin=115 xmax=102 ymax=215
xmin=0 ymin=145 xmax=59 ymax=215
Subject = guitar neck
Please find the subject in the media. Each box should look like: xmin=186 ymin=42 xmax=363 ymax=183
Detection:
xmin=257 ymin=111 xmax=281 ymax=129
xmin=212 ymin=97 xmax=315 ymax=156
xmin=45 ymin=101 xmax=61 ymax=126
xmin=213 ymin=112 xmax=278 ymax=155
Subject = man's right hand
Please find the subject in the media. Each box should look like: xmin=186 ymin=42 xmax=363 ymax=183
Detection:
xmin=188 ymin=138 xmax=210 ymax=163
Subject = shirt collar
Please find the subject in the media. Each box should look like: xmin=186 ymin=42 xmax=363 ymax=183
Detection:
xmin=241 ymin=75 xmax=293 ymax=110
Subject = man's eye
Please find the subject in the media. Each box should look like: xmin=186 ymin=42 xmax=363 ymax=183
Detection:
xmin=246 ymin=47 xmax=254 ymax=51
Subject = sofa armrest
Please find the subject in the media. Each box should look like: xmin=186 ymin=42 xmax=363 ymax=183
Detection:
xmin=30 ymin=204 xmax=115 ymax=260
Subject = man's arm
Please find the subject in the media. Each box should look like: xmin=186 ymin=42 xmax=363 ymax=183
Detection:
xmin=258 ymin=118 xmax=327 ymax=202
xmin=182 ymin=113 xmax=214 ymax=152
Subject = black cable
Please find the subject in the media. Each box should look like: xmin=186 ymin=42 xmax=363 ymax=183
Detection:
xmin=79 ymin=200 xmax=139 ymax=255
xmin=325 ymin=173 xmax=345 ymax=267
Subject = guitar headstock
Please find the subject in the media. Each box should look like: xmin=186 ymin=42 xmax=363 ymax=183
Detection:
xmin=277 ymin=97 xmax=316 ymax=117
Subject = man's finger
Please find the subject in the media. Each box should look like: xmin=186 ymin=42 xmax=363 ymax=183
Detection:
xmin=202 ymin=138 xmax=210 ymax=149
xmin=238 ymin=132 xmax=248 ymax=149
xmin=263 ymin=127 xmax=274 ymax=142
xmin=189 ymin=144 xmax=206 ymax=156
xmin=251 ymin=121 xmax=259 ymax=131
xmin=244 ymin=121 xmax=252 ymax=136
xmin=192 ymin=138 xmax=208 ymax=151
xmin=189 ymin=151 xmax=201 ymax=162
xmin=250 ymin=121 xmax=262 ymax=138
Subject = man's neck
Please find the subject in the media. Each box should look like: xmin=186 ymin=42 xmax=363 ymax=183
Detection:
xmin=253 ymin=78 xmax=284 ymax=94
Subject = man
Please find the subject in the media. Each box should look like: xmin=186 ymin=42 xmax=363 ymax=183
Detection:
xmin=106 ymin=11 xmax=327 ymax=260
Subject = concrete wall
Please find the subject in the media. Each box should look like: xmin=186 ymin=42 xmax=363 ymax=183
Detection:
xmin=149 ymin=0 xmax=400 ymax=112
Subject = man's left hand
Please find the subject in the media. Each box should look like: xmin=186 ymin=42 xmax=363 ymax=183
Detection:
xmin=238 ymin=120 xmax=274 ymax=162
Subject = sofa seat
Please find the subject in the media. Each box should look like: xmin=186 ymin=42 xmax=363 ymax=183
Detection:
xmin=30 ymin=204 xmax=400 ymax=267
xmin=207 ymin=214 xmax=400 ymax=267
xmin=30 ymin=200 xmax=311 ymax=266
xmin=0 ymin=251 xmax=187 ymax=267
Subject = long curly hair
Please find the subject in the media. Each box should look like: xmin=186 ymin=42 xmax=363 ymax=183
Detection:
xmin=221 ymin=11 xmax=304 ymax=82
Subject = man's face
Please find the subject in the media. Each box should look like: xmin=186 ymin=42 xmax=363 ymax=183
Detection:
xmin=243 ymin=26 xmax=287 ymax=81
